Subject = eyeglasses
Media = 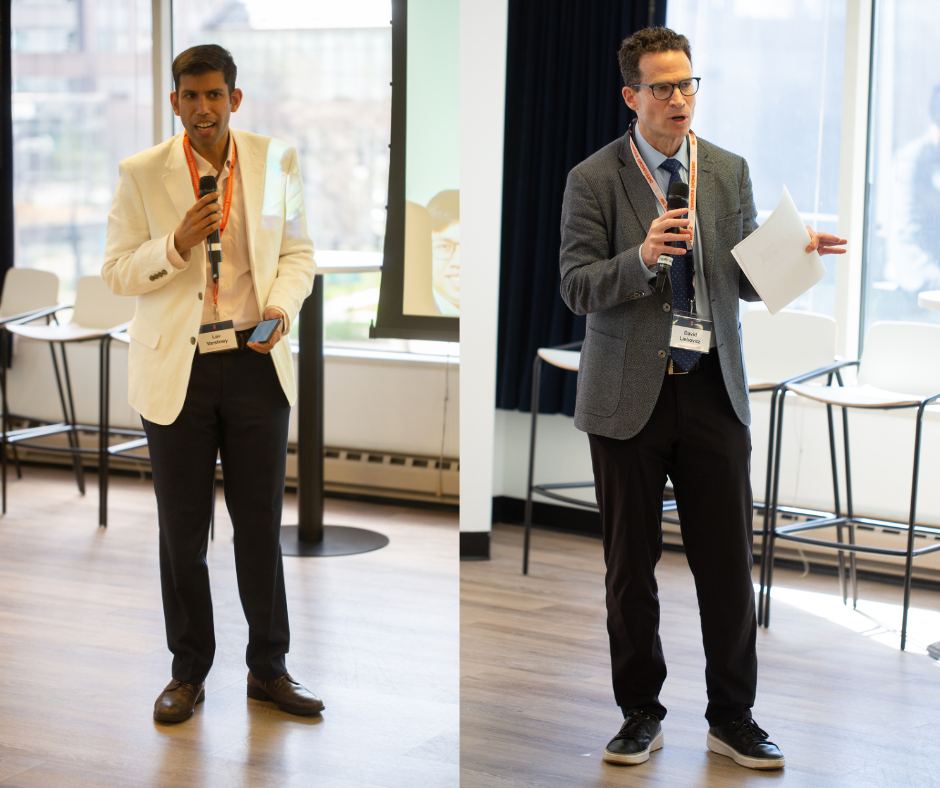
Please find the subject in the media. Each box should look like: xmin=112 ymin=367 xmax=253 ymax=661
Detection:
xmin=432 ymin=239 xmax=460 ymax=261
xmin=631 ymin=78 xmax=700 ymax=101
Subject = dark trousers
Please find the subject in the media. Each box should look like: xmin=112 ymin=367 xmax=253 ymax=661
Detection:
xmin=587 ymin=352 xmax=757 ymax=727
xmin=142 ymin=346 xmax=292 ymax=685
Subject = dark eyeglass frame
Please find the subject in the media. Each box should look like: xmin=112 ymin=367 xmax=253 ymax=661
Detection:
xmin=630 ymin=77 xmax=701 ymax=101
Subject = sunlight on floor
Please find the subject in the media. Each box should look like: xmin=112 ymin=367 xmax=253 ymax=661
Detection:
xmin=756 ymin=582 xmax=940 ymax=658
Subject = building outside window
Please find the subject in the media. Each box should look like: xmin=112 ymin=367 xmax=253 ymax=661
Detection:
xmin=12 ymin=0 xmax=153 ymax=303
xmin=861 ymin=0 xmax=940 ymax=337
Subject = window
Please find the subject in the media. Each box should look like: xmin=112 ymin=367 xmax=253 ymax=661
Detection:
xmin=667 ymin=0 xmax=847 ymax=317
xmin=11 ymin=0 xmax=153 ymax=301
xmin=172 ymin=1 xmax=394 ymax=349
xmin=861 ymin=0 xmax=940 ymax=335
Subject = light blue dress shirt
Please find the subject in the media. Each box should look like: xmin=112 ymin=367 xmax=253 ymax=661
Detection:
xmin=633 ymin=125 xmax=715 ymax=335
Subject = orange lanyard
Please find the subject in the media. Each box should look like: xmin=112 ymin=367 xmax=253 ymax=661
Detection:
xmin=628 ymin=124 xmax=697 ymax=249
xmin=182 ymin=133 xmax=237 ymax=313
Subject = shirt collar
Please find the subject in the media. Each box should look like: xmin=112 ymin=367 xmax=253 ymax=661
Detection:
xmin=189 ymin=132 xmax=234 ymax=179
xmin=634 ymin=123 xmax=689 ymax=176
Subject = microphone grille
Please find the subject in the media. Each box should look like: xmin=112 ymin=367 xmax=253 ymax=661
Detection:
xmin=199 ymin=175 xmax=218 ymax=195
xmin=668 ymin=181 xmax=690 ymax=200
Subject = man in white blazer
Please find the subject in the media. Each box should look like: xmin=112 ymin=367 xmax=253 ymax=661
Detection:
xmin=103 ymin=45 xmax=322 ymax=723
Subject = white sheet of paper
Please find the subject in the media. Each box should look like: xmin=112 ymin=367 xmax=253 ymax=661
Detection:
xmin=730 ymin=185 xmax=826 ymax=315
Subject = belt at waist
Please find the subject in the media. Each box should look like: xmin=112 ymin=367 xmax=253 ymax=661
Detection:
xmin=668 ymin=348 xmax=719 ymax=375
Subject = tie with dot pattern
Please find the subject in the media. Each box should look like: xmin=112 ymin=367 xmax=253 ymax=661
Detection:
xmin=659 ymin=157 xmax=701 ymax=372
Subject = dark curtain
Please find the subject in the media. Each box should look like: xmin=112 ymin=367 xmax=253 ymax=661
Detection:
xmin=495 ymin=0 xmax=666 ymax=416
xmin=0 ymin=0 xmax=11 ymax=294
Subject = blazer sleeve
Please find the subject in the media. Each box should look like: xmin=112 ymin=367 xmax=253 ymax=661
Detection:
xmin=101 ymin=161 xmax=185 ymax=297
xmin=737 ymin=157 xmax=761 ymax=303
xmin=265 ymin=146 xmax=316 ymax=327
xmin=559 ymin=167 xmax=654 ymax=316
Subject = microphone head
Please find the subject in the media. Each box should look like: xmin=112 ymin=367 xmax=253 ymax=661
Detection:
xmin=199 ymin=175 xmax=218 ymax=198
xmin=666 ymin=181 xmax=689 ymax=210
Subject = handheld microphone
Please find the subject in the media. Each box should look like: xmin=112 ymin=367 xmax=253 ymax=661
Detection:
xmin=655 ymin=181 xmax=690 ymax=293
xmin=198 ymin=175 xmax=222 ymax=282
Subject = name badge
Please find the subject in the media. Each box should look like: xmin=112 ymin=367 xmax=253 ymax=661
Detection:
xmin=198 ymin=320 xmax=237 ymax=353
xmin=670 ymin=312 xmax=712 ymax=353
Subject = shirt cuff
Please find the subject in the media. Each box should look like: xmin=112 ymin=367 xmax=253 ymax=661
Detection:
xmin=638 ymin=247 xmax=657 ymax=281
xmin=266 ymin=305 xmax=290 ymax=334
xmin=167 ymin=233 xmax=192 ymax=270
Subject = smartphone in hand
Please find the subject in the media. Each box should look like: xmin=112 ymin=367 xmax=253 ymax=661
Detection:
xmin=248 ymin=318 xmax=281 ymax=344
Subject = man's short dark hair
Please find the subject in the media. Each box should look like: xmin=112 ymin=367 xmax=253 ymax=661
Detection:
xmin=618 ymin=27 xmax=692 ymax=88
xmin=172 ymin=45 xmax=237 ymax=96
xmin=428 ymin=190 xmax=459 ymax=232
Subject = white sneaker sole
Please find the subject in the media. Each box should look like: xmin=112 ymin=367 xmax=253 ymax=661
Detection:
xmin=706 ymin=731 xmax=785 ymax=770
xmin=603 ymin=729 xmax=664 ymax=765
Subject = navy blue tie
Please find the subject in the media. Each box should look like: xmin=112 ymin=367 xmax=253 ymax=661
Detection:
xmin=659 ymin=158 xmax=700 ymax=372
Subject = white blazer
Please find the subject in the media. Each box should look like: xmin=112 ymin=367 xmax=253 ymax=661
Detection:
xmin=102 ymin=129 xmax=316 ymax=425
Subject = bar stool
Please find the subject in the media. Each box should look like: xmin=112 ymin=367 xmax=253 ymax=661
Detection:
xmin=763 ymin=321 xmax=940 ymax=650
xmin=6 ymin=276 xmax=138 ymax=525
xmin=741 ymin=309 xmax=841 ymax=624
xmin=0 ymin=268 xmax=63 ymax=512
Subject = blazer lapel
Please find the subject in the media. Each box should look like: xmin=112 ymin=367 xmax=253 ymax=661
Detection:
xmin=163 ymin=134 xmax=194 ymax=222
xmin=232 ymin=129 xmax=266 ymax=278
xmin=694 ymin=144 xmax=716 ymax=285
xmin=617 ymin=134 xmax=660 ymax=237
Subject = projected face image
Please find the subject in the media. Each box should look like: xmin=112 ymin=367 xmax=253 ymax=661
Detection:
xmin=432 ymin=220 xmax=460 ymax=312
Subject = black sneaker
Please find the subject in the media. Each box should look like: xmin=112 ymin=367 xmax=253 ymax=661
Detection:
xmin=707 ymin=714 xmax=785 ymax=769
xmin=602 ymin=709 xmax=663 ymax=765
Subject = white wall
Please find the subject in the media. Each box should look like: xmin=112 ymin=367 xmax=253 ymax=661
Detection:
xmin=5 ymin=338 xmax=459 ymax=459
xmin=494 ymin=397 xmax=940 ymax=528
xmin=459 ymin=0 xmax=508 ymax=534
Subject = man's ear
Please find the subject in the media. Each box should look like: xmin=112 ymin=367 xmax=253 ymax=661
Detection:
xmin=170 ymin=92 xmax=180 ymax=117
xmin=622 ymin=86 xmax=638 ymax=111
xmin=230 ymin=88 xmax=243 ymax=113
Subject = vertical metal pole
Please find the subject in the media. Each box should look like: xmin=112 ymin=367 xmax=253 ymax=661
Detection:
xmin=296 ymin=277 xmax=324 ymax=543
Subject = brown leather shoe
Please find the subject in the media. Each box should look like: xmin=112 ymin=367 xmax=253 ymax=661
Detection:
xmin=153 ymin=679 xmax=205 ymax=723
xmin=246 ymin=671 xmax=324 ymax=716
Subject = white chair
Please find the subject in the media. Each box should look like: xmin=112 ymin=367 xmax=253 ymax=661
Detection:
xmin=0 ymin=269 xmax=63 ymax=511
xmin=522 ymin=342 xmax=592 ymax=574
xmin=741 ymin=309 xmax=840 ymax=624
xmin=6 ymin=276 xmax=138 ymax=525
xmin=763 ymin=321 xmax=940 ymax=650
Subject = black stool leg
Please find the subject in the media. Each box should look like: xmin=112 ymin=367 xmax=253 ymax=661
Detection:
xmin=50 ymin=342 xmax=85 ymax=495
xmin=523 ymin=354 xmax=542 ymax=575
xmin=757 ymin=386 xmax=780 ymax=626
xmin=763 ymin=389 xmax=788 ymax=628
xmin=901 ymin=407 xmax=927 ymax=651
xmin=99 ymin=335 xmax=111 ymax=527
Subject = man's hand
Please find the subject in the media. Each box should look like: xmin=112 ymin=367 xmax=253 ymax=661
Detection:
xmin=248 ymin=307 xmax=285 ymax=355
xmin=173 ymin=192 xmax=222 ymax=257
xmin=805 ymin=227 xmax=847 ymax=256
xmin=641 ymin=208 xmax=692 ymax=268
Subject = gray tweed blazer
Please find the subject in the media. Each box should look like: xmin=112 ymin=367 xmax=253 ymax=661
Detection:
xmin=559 ymin=132 xmax=761 ymax=440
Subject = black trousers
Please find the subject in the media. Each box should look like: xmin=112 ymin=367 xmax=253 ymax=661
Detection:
xmin=142 ymin=346 xmax=292 ymax=685
xmin=587 ymin=352 xmax=757 ymax=727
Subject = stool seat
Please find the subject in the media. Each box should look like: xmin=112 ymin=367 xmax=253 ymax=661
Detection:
xmin=787 ymin=381 xmax=929 ymax=409
xmin=537 ymin=348 xmax=580 ymax=371
xmin=9 ymin=321 xmax=129 ymax=344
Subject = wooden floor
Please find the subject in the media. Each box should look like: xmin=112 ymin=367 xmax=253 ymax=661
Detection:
xmin=461 ymin=524 xmax=940 ymax=788
xmin=0 ymin=467 xmax=458 ymax=788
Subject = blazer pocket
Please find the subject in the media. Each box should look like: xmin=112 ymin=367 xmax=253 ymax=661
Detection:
xmin=577 ymin=328 xmax=626 ymax=418
xmin=716 ymin=210 xmax=744 ymax=248
xmin=127 ymin=316 xmax=161 ymax=350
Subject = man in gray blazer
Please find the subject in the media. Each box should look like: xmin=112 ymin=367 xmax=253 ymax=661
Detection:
xmin=559 ymin=27 xmax=845 ymax=770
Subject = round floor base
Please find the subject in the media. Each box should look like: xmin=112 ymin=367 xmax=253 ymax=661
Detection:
xmin=279 ymin=524 xmax=389 ymax=557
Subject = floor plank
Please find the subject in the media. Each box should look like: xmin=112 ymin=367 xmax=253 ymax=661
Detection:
xmin=0 ymin=467 xmax=458 ymax=788
xmin=461 ymin=523 xmax=940 ymax=788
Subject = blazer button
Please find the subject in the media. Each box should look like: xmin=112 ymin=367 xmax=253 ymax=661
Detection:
xmin=198 ymin=292 xmax=203 ymax=300
xmin=161 ymin=269 xmax=167 ymax=275
xmin=663 ymin=303 xmax=671 ymax=312
xmin=658 ymin=350 xmax=666 ymax=358
xmin=149 ymin=275 xmax=155 ymax=281
xmin=190 ymin=337 xmax=196 ymax=345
